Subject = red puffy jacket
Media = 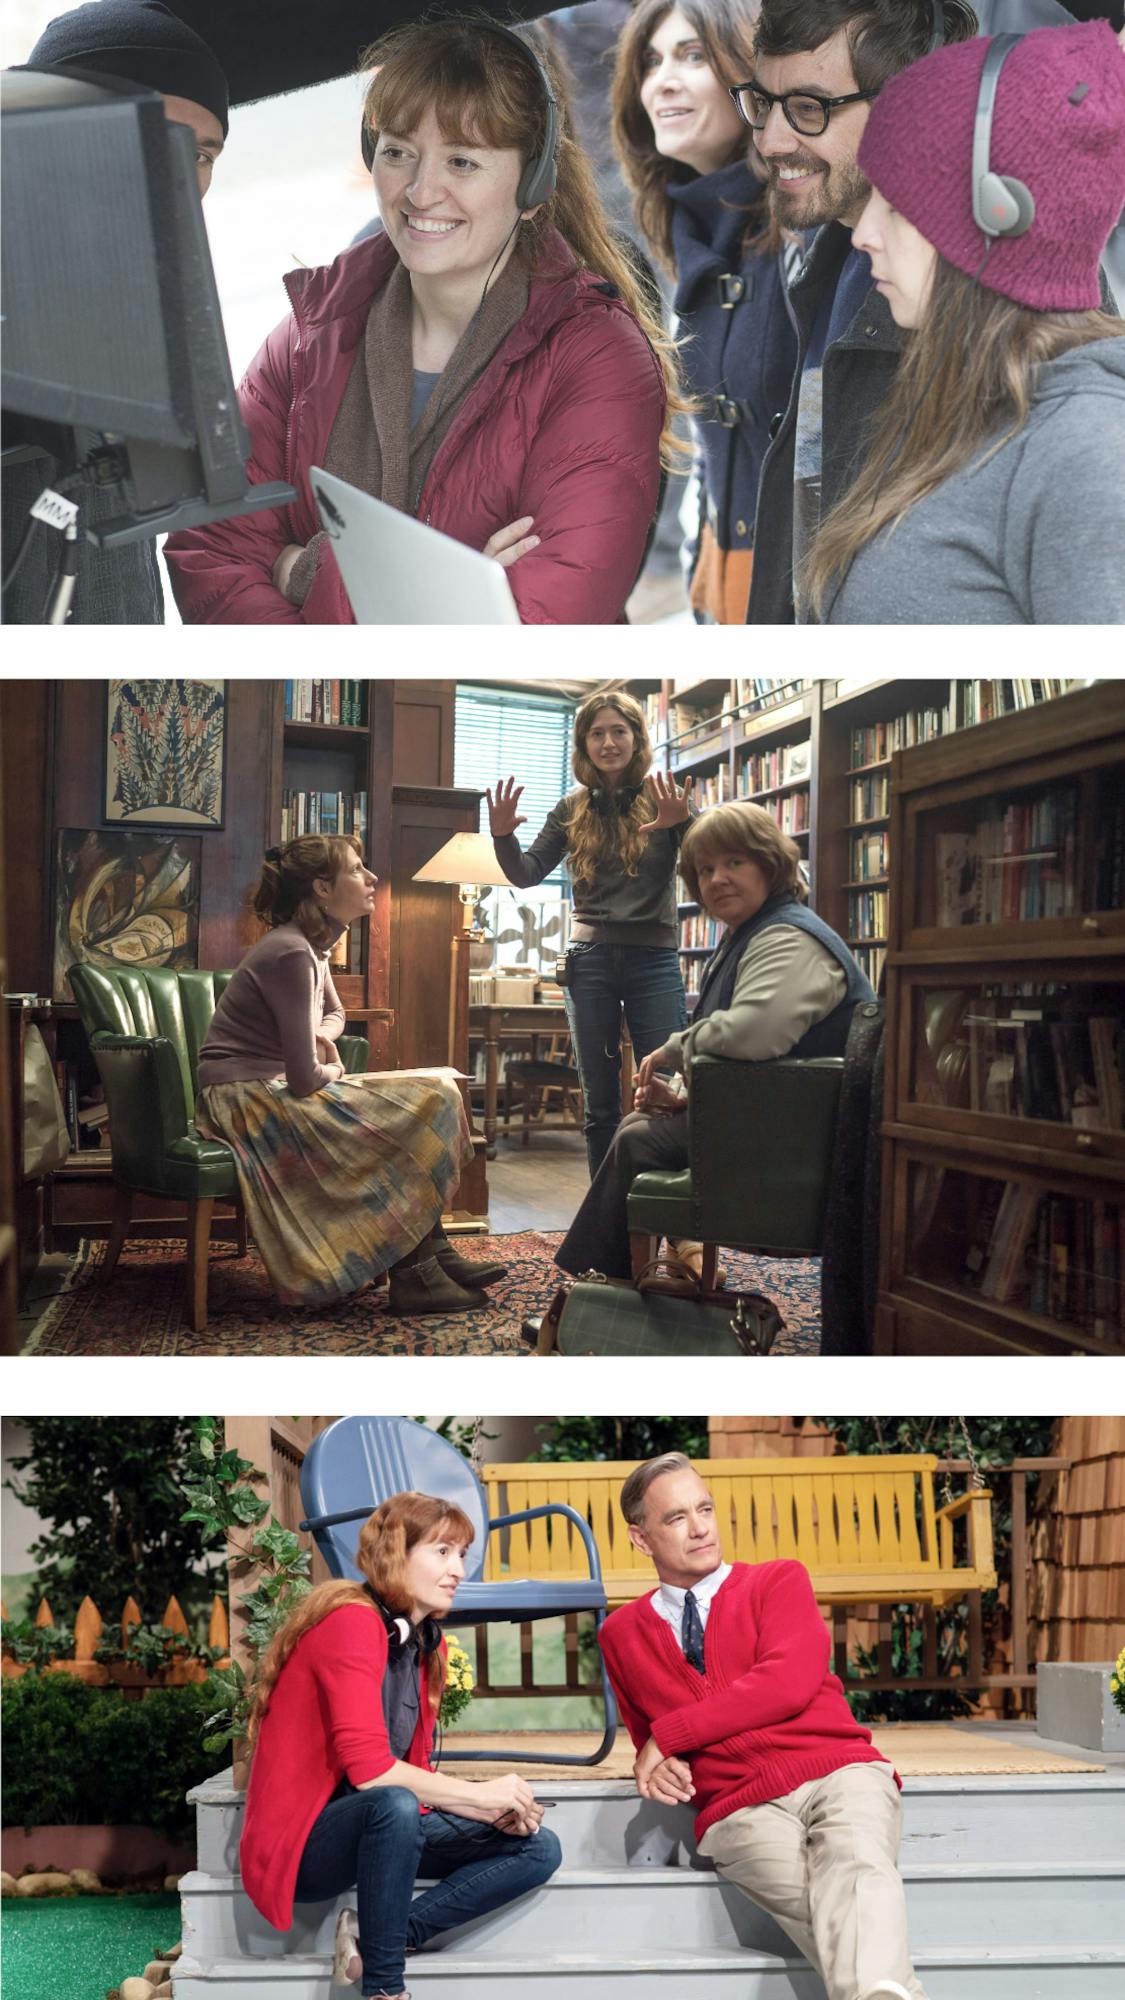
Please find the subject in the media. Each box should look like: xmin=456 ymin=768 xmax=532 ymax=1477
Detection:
xmin=166 ymin=230 xmax=666 ymax=624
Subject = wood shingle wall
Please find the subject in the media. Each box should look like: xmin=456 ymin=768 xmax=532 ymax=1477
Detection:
xmin=1029 ymin=1415 xmax=1125 ymax=1665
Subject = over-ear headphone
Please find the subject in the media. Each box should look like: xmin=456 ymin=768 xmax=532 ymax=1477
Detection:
xmin=588 ymin=783 xmax=642 ymax=816
xmin=364 ymin=1583 xmax=443 ymax=1658
xmin=926 ymin=1 xmax=945 ymax=56
xmin=360 ymin=18 xmax=558 ymax=214
xmin=972 ymin=35 xmax=1036 ymax=240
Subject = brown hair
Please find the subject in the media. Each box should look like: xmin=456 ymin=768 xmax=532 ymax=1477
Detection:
xmin=754 ymin=0 xmax=979 ymax=94
xmin=620 ymin=1452 xmax=696 ymax=1527
xmin=803 ymin=255 xmax=1125 ymax=620
xmin=252 ymin=835 xmax=363 ymax=951
xmin=565 ymin=690 xmax=655 ymax=896
xmin=246 ymin=1492 xmax=475 ymax=1750
xmin=611 ymin=0 xmax=774 ymax=276
xmin=680 ymin=800 xmax=806 ymax=904
xmin=360 ymin=13 xmax=687 ymax=460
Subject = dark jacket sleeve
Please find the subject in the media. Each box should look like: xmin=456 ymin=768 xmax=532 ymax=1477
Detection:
xmin=493 ymin=798 xmax=571 ymax=888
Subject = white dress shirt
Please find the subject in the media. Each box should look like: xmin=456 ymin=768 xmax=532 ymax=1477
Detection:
xmin=650 ymin=1563 xmax=732 ymax=1648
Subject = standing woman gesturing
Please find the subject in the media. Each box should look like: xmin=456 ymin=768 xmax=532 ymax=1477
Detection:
xmin=488 ymin=690 xmax=691 ymax=1176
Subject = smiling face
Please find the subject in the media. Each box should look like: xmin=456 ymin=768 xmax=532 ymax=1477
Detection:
xmin=403 ymin=1522 xmax=469 ymax=1622
xmin=314 ymin=846 xmax=378 ymax=927
xmin=852 ymin=186 xmax=938 ymax=329
xmin=694 ymin=847 xmax=772 ymax=929
xmin=751 ymin=26 xmax=871 ymax=228
xmin=372 ymin=103 xmax=529 ymax=289
xmin=583 ymin=704 xmax=639 ymax=786
xmin=628 ymin=1466 xmax=722 ymax=1588
xmin=639 ymin=5 xmax=745 ymax=177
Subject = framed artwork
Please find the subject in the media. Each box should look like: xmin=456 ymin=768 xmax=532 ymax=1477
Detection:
xmin=104 ymin=679 xmax=227 ymax=829
xmin=53 ymin=829 xmax=202 ymax=1001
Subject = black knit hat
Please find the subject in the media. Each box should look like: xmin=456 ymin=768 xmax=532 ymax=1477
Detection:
xmin=28 ymin=2 xmax=229 ymax=133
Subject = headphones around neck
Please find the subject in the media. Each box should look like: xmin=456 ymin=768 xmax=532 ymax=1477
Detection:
xmin=971 ymin=35 xmax=1036 ymax=240
xmin=589 ymin=782 xmax=642 ymax=816
xmin=360 ymin=18 xmax=559 ymax=214
xmin=364 ymin=1584 xmax=443 ymax=1658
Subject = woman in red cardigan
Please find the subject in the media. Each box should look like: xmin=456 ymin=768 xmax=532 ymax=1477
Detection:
xmin=241 ymin=1492 xmax=561 ymax=1998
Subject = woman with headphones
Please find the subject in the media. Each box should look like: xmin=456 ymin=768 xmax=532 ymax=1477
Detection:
xmin=489 ymin=689 xmax=691 ymax=1179
xmin=165 ymin=16 xmax=678 ymax=625
xmin=611 ymin=0 xmax=798 ymax=623
xmin=803 ymin=18 xmax=1125 ymax=623
xmin=240 ymin=1492 xmax=561 ymax=1999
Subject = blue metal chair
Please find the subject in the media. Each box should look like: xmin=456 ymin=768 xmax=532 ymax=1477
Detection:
xmin=298 ymin=1416 xmax=618 ymax=1765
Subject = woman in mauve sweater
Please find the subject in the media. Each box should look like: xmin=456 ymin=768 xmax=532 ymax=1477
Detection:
xmin=242 ymin=1493 xmax=560 ymax=1999
xmin=196 ymin=833 xmax=508 ymax=1318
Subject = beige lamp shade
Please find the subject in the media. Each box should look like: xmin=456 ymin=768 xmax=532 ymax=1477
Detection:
xmin=412 ymin=832 xmax=514 ymax=889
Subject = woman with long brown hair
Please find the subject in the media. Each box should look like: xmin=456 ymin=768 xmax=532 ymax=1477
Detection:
xmin=611 ymin=0 xmax=797 ymax=622
xmin=195 ymin=835 xmax=506 ymax=1317
xmin=804 ymin=20 xmax=1125 ymax=624
xmin=488 ymin=689 xmax=691 ymax=1177
xmin=165 ymin=15 xmax=679 ymax=625
xmin=241 ymin=1493 xmax=561 ymax=1998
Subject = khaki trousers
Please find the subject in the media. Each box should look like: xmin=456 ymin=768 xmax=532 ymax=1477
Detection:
xmin=698 ymin=1762 xmax=928 ymax=2000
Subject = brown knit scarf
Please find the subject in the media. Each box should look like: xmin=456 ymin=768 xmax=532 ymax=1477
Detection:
xmin=286 ymin=249 xmax=531 ymax=607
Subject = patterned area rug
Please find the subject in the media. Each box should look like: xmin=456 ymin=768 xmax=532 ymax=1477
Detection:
xmin=22 ymin=1232 xmax=820 ymax=1357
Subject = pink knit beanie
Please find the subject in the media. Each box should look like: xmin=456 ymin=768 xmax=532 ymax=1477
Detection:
xmin=858 ymin=21 xmax=1125 ymax=311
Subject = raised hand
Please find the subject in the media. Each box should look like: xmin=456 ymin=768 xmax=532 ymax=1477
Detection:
xmin=487 ymin=776 xmax=526 ymax=839
xmin=638 ymin=770 xmax=694 ymax=833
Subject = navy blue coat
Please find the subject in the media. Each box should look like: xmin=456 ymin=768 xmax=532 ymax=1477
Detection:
xmin=668 ymin=161 xmax=798 ymax=561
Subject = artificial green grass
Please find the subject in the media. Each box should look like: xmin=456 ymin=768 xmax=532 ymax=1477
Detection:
xmin=1 ymin=1892 xmax=179 ymax=2000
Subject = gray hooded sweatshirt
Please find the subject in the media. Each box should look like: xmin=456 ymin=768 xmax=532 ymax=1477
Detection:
xmin=825 ymin=336 xmax=1125 ymax=624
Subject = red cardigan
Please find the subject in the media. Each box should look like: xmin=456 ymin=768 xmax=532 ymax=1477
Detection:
xmin=599 ymin=1561 xmax=894 ymax=1843
xmin=240 ymin=1602 xmax=441 ymax=1930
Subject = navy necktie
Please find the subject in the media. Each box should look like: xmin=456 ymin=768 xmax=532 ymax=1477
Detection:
xmin=682 ymin=1589 xmax=706 ymax=1673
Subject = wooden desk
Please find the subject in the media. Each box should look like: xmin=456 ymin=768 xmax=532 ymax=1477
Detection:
xmin=469 ymin=1003 xmax=633 ymax=1157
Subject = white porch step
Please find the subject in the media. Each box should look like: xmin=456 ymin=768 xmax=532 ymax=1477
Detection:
xmin=179 ymin=1859 xmax=1125 ymax=1959
xmin=173 ymin=1944 xmax=1125 ymax=2000
xmin=188 ymin=1769 xmax=1125 ymax=1873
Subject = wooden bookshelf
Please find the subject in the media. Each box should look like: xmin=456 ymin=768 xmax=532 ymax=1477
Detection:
xmin=875 ymin=681 xmax=1125 ymax=1358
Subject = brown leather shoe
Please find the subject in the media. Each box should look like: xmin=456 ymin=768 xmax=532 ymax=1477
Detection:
xmin=387 ymin=1256 xmax=482 ymax=1316
xmin=434 ymin=1242 xmax=509 ymax=1289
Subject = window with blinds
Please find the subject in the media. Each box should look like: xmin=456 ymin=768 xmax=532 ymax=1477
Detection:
xmin=454 ymin=684 xmax=575 ymax=888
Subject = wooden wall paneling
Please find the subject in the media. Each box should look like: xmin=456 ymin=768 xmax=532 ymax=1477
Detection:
xmin=0 ymin=680 xmax=51 ymax=996
xmin=393 ymin=681 xmax=455 ymax=788
xmin=198 ymin=678 xmax=278 ymax=970
xmin=365 ymin=681 xmax=396 ymax=1067
xmin=390 ymin=785 xmax=482 ymax=1070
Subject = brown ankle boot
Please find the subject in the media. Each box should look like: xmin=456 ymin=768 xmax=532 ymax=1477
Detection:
xmin=434 ymin=1241 xmax=509 ymax=1289
xmin=387 ymin=1255 xmax=483 ymax=1316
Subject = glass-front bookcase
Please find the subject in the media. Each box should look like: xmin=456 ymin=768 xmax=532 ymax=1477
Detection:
xmin=877 ymin=681 xmax=1125 ymax=1356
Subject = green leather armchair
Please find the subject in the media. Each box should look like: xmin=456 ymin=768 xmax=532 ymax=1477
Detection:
xmin=625 ymin=1054 xmax=845 ymax=1289
xmin=68 ymin=963 xmax=369 ymax=1333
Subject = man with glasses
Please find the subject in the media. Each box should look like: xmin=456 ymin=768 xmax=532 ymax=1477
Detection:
xmin=736 ymin=0 xmax=980 ymax=622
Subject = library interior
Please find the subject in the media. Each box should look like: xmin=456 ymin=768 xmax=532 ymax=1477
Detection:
xmin=0 ymin=674 xmax=1121 ymax=1360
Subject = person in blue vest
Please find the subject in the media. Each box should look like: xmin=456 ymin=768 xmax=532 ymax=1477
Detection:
xmin=611 ymin=0 xmax=798 ymax=623
xmin=555 ymin=802 xmax=874 ymax=1282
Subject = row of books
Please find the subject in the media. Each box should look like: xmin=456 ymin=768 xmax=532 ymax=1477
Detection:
xmin=280 ymin=789 xmax=369 ymax=843
xmin=738 ymin=788 xmax=810 ymax=834
xmin=848 ymin=889 xmax=889 ymax=941
xmin=694 ymin=765 xmax=733 ymax=807
xmin=679 ymin=955 xmax=703 ymax=999
xmin=954 ymin=679 xmax=1084 ymax=729
xmin=283 ymin=681 xmax=367 ymax=727
xmin=933 ymin=789 xmax=1078 ymax=927
xmin=854 ymin=944 xmax=886 ymax=991
xmin=669 ymin=700 xmax=726 ymax=749
xmin=850 ymin=830 xmax=889 ymax=881
xmin=967 ymin=1006 xmax=1123 ymax=1130
xmin=739 ymin=740 xmax=812 ymax=794
xmin=53 ymin=1060 xmax=107 ymax=1151
xmin=680 ymin=913 xmax=723 ymax=951
xmin=849 ymin=710 xmax=948 ymax=766
xmin=734 ymin=678 xmax=805 ymax=715
xmin=973 ymin=1185 xmax=1122 ymax=1339
xmin=850 ymin=774 xmax=890 ymax=823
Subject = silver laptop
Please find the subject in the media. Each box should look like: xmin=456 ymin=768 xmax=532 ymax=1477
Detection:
xmin=311 ymin=466 xmax=519 ymax=625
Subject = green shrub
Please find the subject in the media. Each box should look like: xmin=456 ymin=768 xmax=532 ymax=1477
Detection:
xmin=1 ymin=1676 xmax=228 ymax=1842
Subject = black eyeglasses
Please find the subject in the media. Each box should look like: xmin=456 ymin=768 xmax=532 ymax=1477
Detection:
xmin=728 ymin=81 xmax=876 ymax=137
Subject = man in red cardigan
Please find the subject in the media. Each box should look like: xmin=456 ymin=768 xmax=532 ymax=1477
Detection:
xmin=598 ymin=1453 xmax=927 ymax=2000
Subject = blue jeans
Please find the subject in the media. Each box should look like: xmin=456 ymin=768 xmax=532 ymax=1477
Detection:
xmin=562 ymin=942 xmax=687 ymax=1177
xmin=293 ymin=1786 xmax=562 ymax=1996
